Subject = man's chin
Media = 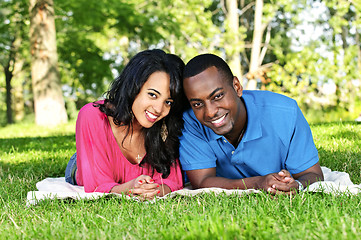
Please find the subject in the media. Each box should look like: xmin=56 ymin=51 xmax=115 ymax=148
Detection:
xmin=208 ymin=124 xmax=232 ymax=136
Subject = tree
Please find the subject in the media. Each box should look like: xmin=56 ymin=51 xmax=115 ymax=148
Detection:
xmin=29 ymin=0 xmax=67 ymax=125
xmin=247 ymin=0 xmax=263 ymax=89
xmin=0 ymin=0 xmax=29 ymax=124
xmin=224 ymin=0 xmax=242 ymax=78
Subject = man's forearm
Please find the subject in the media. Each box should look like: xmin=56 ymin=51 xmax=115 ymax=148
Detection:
xmin=195 ymin=175 xmax=263 ymax=190
xmin=296 ymin=172 xmax=324 ymax=188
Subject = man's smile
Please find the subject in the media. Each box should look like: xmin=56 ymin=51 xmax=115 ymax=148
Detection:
xmin=210 ymin=113 xmax=227 ymax=127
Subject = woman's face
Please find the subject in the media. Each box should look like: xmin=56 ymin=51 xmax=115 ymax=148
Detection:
xmin=132 ymin=71 xmax=173 ymax=129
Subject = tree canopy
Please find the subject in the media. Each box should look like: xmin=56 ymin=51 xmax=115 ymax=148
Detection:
xmin=0 ymin=0 xmax=360 ymax=125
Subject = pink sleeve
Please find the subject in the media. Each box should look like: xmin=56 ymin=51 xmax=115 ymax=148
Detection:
xmin=75 ymin=103 xmax=119 ymax=193
xmin=153 ymin=159 xmax=183 ymax=192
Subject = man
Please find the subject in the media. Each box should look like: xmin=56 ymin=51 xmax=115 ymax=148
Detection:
xmin=179 ymin=54 xmax=323 ymax=194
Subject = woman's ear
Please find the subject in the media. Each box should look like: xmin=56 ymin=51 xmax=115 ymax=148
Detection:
xmin=233 ymin=77 xmax=243 ymax=97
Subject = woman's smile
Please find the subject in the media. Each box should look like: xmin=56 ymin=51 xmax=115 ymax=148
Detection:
xmin=145 ymin=110 xmax=158 ymax=123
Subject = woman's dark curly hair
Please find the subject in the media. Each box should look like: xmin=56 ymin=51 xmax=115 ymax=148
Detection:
xmin=94 ymin=49 xmax=185 ymax=178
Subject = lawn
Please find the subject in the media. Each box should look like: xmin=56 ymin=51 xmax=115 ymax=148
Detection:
xmin=0 ymin=121 xmax=360 ymax=239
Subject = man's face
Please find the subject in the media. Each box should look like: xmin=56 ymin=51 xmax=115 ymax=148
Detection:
xmin=183 ymin=66 xmax=244 ymax=138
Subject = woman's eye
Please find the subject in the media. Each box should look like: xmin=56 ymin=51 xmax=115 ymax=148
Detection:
xmin=148 ymin=92 xmax=157 ymax=98
xmin=165 ymin=100 xmax=173 ymax=106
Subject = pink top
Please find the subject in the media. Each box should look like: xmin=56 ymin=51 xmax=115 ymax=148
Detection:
xmin=75 ymin=101 xmax=183 ymax=193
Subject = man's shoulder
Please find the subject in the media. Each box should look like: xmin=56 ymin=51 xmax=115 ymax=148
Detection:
xmin=181 ymin=108 xmax=218 ymax=140
xmin=182 ymin=107 xmax=203 ymax=126
xmin=244 ymin=90 xmax=298 ymax=115
xmin=243 ymin=91 xmax=301 ymax=139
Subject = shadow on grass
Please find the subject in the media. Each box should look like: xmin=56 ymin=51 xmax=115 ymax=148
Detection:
xmin=331 ymin=129 xmax=361 ymax=140
xmin=0 ymin=134 xmax=76 ymax=180
xmin=318 ymin=147 xmax=361 ymax=184
xmin=310 ymin=120 xmax=361 ymax=127
xmin=0 ymin=134 xmax=75 ymax=154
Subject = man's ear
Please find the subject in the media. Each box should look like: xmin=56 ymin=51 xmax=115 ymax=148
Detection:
xmin=233 ymin=76 xmax=243 ymax=97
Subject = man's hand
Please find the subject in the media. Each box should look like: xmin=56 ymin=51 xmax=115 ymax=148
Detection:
xmin=185 ymin=163 xmax=323 ymax=195
xmin=260 ymin=170 xmax=299 ymax=195
xmin=261 ymin=162 xmax=324 ymax=195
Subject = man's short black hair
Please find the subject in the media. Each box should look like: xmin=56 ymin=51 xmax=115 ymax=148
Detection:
xmin=183 ymin=53 xmax=234 ymax=85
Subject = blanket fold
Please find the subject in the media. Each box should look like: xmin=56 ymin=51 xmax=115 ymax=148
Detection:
xmin=26 ymin=167 xmax=361 ymax=206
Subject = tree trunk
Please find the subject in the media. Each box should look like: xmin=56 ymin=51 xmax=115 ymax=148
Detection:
xmin=4 ymin=63 xmax=14 ymax=124
xmin=247 ymin=0 xmax=263 ymax=90
xmin=29 ymin=0 xmax=68 ymax=126
xmin=356 ymin=12 xmax=361 ymax=71
xmin=341 ymin=26 xmax=348 ymax=49
xmin=225 ymin=0 xmax=242 ymax=79
xmin=14 ymin=84 xmax=25 ymax=121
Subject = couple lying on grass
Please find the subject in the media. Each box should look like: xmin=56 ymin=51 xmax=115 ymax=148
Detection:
xmin=65 ymin=49 xmax=324 ymax=200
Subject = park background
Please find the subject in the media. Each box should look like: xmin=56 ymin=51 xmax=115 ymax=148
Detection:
xmin=1 ymin=0 xmax=361 ymax=126
xmin=1 ymin=1 xmax=361 ymax=239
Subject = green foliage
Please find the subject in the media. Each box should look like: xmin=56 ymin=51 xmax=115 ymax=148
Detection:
xmin=264 ymin=0 xmax=361 ymax=119
xmin=1 ymin=0 xmax=360 ymax=125
xmin=141 ymin=0 xmax=222 ymax=61
xmin=0 ymin=0 xmax=29 ymax=67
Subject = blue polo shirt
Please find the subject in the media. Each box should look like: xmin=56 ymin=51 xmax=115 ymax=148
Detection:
xmin=179 ymin=90 xmax=319 ymax=179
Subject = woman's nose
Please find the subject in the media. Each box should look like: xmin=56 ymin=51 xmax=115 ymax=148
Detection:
xmin=152 ymin=100 xmax=164 ymax=114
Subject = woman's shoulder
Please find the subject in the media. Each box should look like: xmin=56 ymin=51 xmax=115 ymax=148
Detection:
xmin=79 ymin=100 xmax=104 ymax=114
xmin=77 ymin=100 xmax=107 ymax=124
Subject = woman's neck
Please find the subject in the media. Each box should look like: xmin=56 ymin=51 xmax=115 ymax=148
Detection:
xmin=108 ymin=116 xmax=146 ymax=164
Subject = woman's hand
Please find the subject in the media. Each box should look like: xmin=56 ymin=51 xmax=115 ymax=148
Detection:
xmin=110 ymin=175 xmax=171 ymax=200
xmin=129 ymin=175 xmax=161 ymax=200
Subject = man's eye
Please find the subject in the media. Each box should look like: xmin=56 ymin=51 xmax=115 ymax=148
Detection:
xmin=192 ymin=102 xmax=202 ymax=108
xmin=214 ymin=93 xmax=224 ymax=99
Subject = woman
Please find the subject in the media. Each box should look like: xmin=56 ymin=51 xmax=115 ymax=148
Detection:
xmin=65 ymin=49 xmax=185 ymax=199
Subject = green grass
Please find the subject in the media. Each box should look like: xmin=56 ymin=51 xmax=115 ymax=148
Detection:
xmin=0 ymin=121 xmax=360 ymax=239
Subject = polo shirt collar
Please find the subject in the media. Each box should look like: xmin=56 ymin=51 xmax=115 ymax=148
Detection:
xmin=242 ymin=92 xmax=263 ymax=142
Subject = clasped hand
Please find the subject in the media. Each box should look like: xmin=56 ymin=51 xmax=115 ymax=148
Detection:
xmin=260 ymin=170 xmax=299 ymax=195
xmin=128 ymin=175 xmax=161 ymax=200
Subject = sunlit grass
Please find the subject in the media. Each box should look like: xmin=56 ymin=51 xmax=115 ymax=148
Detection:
xmin=0 ymin=120 xmax=360 ymax=239
xmin=312 ymin=121 xmax=361 ymax=184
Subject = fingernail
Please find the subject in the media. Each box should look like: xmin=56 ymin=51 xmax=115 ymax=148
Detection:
xmin=129 ymin=190 xmax=132 ymax=193
xmin=157 ymin=190 xmax=160 ymax=194
xmin=272 ymin=185 xmax=275 ymax=188
xmin=149 ymin=179 xmax=154 ymax=183
xmin=157 ymin=184 xmax=160 ymax=188
xmin=138 ymin=180 xmax=143 ymax=184
xmin=128 ymin=194 xmax=131 ymax=197
xmin=267 ymin=188 xmax=272 ymax=192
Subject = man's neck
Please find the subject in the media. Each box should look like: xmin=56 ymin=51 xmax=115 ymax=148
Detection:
xmin=226 ymin=97 xmax=247 ymax=147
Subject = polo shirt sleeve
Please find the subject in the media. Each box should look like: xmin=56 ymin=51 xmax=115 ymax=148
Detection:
xmin=179 ymin=111 xmax=217 ymax=171
xmin=285 ymin=104 xmax=319 ymax=175
xmin=76 ymin=103 xmax=119 ymax=193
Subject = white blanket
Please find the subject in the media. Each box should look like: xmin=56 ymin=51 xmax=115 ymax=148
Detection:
xmin=26 ymin=167 xmax=361 ymax=206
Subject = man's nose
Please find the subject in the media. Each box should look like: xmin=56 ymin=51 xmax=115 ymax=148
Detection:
xmin=204 ymin=103 xmax=218 ymax=119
